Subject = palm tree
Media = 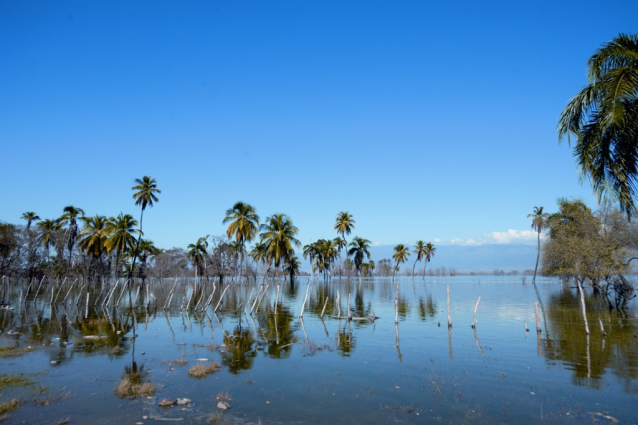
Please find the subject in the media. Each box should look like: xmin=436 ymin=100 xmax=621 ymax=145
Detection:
xmin=258 ymin=214 xmax=301 ymax=273
xmin=528 ymin=206 xmax=549 ymax=285
xmin=412 ymin=241 xmax=426 ymax=279
xmin=347 ymin=236 xmax=371 ymax=281
xmin=303 ymin=242 xmax=319 ymax=280
xmin=21 ymin=212 xmax=40 ymax=231
xmin=105 ymin=213 xmax=140 ymax=278
xmin=60 ymin=205 xmax=85 ymax=272
xmin=558 ymin=33 xmax=638 ymax=216
xmin=283 ymin=255 xmax=301 ymax=283
xmin=37 ymin=218 xmax=62 ymax=260
xmin=187 ymin=236 xmax=209 ymax=279
xmin=334 ymin=211 xmax=355 ymax=256
xmin=392 ymin=244 xmax=410 ymax=282
xmin=422 ymin=242 xmax=436 ymax=280
xmin=223 ymin=202 xmax=260 ymax=282
xmin=78 ymin=215 xmax=109 ymax=258
xmin=130 ymin=176 xmax=161 ymax=280
xmin=129 ymin=238 xmax=159 ymax=281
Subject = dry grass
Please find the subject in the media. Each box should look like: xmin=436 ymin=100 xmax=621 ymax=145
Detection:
xmin=0 ymin=346 xmax=32 ymax=359
xmin=0 ymin=398 xmax=19 ymax=414
xmin=188 ymin=362 xmax=221 ymax=378
xmin=0 ymin=375 xmax=32 ymax=390
xmin=216 ymin=391 xmax=232 ymax=403
xmin=114 ymin=377 xmax=156 ymax=398
xmin=169 ymin=358 xmax=188 ymax=366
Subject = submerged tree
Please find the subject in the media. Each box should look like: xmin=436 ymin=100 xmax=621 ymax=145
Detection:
xmin=129 ymin=176 xmax=161 ymax=281
xmin=558 ymin=33 xmax=638 ymax=216
xmin=223 ymin=201 xmax=259 ymax=281
xmin=392 ymin=244 xmax=410 ymax=282
xmin=258 ymin=214 xmax=301 ymax=273
xmin=542 ymin=198 xmax=637 ymax=309
xmin=347 ymin=236 xmax=371 ymax=281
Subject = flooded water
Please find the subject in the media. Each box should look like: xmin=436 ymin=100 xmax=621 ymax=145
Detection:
xmin=0 ymin=276 xmax=637 ymax=424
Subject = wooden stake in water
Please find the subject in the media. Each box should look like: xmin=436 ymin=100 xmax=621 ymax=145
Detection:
xmin=577 ymin=280 xmax=590 ymax=335
xmin=534 ymin=302 xmax=542 ymax=333
xmin=321 ymin=296 xmax=329 ymax=319
xmin=471 ymin=296 xmax=481 ymax=328
xmin=299 ymin=282 xmax=310 ymax=318
xmin=447 ymin=285 xmax=452 ymax=328
xmin=85 ymin=293 xmax=90 ymax=319
xmin=395 ymin=281 xmax=400 ymax=324
xmin=347 ymin=292 xmax=351 ymax=320
xmin=336 ymin=290 xmax=341 ymax=319
xmin=599 ymin=317 xmax=606 ymax=336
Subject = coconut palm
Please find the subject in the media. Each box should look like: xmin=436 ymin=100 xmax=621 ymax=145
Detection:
xmin=129 ymin=238 xmax=159 ymax=281
xmin=105 ymin=213 xmax=140 ymax=278
xmin=334 ymin=211 xmax=355 ymax=252
xmin=392 ymin=244 xmax=410 ymax=282
xmin=21 ymin=212 xmax=40 ymax=231
xmin=412 ymin=240 xmax=426 ymax=279
xmin=130 ymin=176 xmax=161 ymax=279
xmin=188 ymin=236 xmax=209 ymax=279
xmin=283 ymin=255 xmax=301 ymax=283
xmin=303 ymin=242 xmax=319 ymax=280
xmin=37 ymin=218 xmax=62 ymax=260
xmin=422 ymin=242 xmax=436 ymax=280
xmin=347 ymin=236 xmax=371 ymax=280
xmin=558 ymin=33 xmax=638 ymax=216
xmin=223 ymin=202 xmax=260 ymax=281
xmin=528 ymin=206 xmax=549 ymax=285
xmin=258 ymin=214 xmax=301 ymax=271
xmin=78 ymin=215 xmax=109 ymax=258
xmin=60 ymin=205 xmax=85 ymax=271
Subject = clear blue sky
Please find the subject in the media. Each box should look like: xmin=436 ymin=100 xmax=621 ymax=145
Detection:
xmin=1 ymin=1 xmax=636 ymax=249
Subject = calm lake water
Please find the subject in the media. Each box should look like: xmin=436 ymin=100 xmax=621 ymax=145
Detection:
xmin=0 ymin=276 xmax=637 ymax=424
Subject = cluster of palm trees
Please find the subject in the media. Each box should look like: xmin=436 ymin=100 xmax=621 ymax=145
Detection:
xmin=390 ymin=241 xmax=436 ymax=282
xmin=14 ymin=177 xmax=161 ymax=280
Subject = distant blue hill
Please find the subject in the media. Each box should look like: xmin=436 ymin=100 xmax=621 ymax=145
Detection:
xmin=298 ymin=244 xmax=538 ymax=274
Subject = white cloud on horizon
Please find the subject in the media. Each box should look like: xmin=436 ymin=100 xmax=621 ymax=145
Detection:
xmin=433 ymin=238 xmax=441 ymax=243
xmin=450 ymin=229 xmax=545 ymax=246
xmin=373 ymin=241 xmax=382 ymax=246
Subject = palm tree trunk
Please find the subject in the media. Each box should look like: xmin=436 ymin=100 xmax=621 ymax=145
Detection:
xmin=532 ymin=230 xmax=541 ymax=285
xmin=412 ymin=259 xmax=418 ymax=280
xmin=128 ymin=209 xmax=145 ymax=287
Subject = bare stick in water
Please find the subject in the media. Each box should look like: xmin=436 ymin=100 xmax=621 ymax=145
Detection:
xmin=447 ymin=285 xmax=452 ymax=328
xmin=471 ymin=296 xmax=481 ymax=328
xmin=535 ymin=302 xmax=542 ymax=333
xmin=299 ymin=282 xmax=311 ymax=318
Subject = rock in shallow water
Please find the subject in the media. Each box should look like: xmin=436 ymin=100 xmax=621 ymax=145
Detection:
xmin=176 ymin=398 xmax=191 ymax=406
xmin=159 ymin=398 xmax=175 ymax=407
xmin=217 ymin=401 xmax=230 ymax=411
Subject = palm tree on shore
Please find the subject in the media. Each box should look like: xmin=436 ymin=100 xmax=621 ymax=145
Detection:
xmin=105 ymin=213 xmax=140 ymax=278
xmin=558 ymin=33 xmax=638 ymax=216
xmin=347 ymin=236 xmax=371 ymax=281
xmin=129 ymin=176 xmax=161 ymax=280
xmin=528 ymin=206 xmax=549 ymax=285
xmin=21 ymin=212 xmax=40 ymax=231
xmin=223 ymin=202 xmax=260 ymax=282
xmin=392 ymin=244 xmax=410 ymax=283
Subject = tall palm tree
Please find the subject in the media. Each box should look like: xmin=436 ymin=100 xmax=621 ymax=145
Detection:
xmin=21 ymin=212 xmax=40 ymax=231
xmin=105 ymin=213 xmax=140 ymax=278
xmin=347 ymin=236 xmax=371 ymax=281
xmin=258 ymin=213 xmax=301 ymax=272
xmin=223 ymin=202 xmax=260 ymax=282
xmin=130 ymin=176 xmax=161 ymax=280
xmin=392 ymin=244 xmax=410 ymax=282
xmin=412 ymin=241 xmax=426 ymax=279
xmin=422 ymin=242 xmax=436 ymax=280
xmin=334 ymin=211 xmax=355 ymax=255
xmin=78 ymin=215 xmax=109 ymax=258
xmin=528 ymin=206 xmax=549 ymax=285
xmin=558 ymin=33 xmax=638 ymax=216
xmin=60 ymin=205 xmax=85 ymax=271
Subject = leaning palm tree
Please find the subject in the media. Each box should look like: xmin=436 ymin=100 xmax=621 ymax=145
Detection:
xmin=347 ymin=236 xmax=371 ymax=281
xmin=129 ymin=176 xmax=161 ymax=280
xmin=21 ymin=212 xmax=40 ymax=231
xmin=258 ymin=214 xmax=301 ymax=275
xmin=412 ymin=241 xmax=426 ymax=279
xmin=528 ymin=206 xmax=549 ymax=285
xmin=223 ymin=202 xmax=260 ymax=282
xmin=392 ymin=244 xmax=410 ymax=283
xmin=422 ymin=242 xmax=436 ymax=280
xmin=105 ymin=213 xmax=140 ymax=278
xmin=558 ymin=33 xmax=638 ymax=216
xmin=60 ymin=205 xmax=85 ymax=272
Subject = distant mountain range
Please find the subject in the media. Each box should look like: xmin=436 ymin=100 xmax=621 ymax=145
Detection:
xmin=299 ymin=244 xmax=538 ymax=274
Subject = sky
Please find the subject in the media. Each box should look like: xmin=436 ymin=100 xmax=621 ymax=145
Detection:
xmin=1 ymin=1 xmax=636 ymax=250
